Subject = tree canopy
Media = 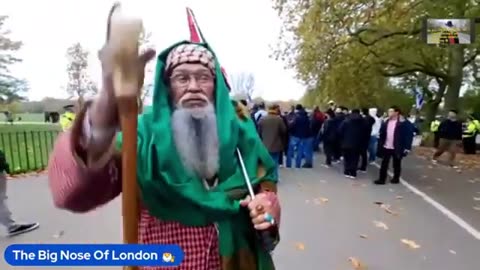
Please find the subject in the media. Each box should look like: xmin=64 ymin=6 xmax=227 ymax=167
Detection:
xmin=273 ymin=0 xmax=480 ymax=118
xmin=0 ymin=15 xmax=28 ymax=105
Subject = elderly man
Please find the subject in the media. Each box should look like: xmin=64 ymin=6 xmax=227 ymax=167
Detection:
xmin=47 ymin=42 xmax=281 ymax=270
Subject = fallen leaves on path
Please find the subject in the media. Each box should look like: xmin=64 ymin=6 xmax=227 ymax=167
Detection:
xmin=52 ymin=230 xmax=64 ymax=239
xmin=374 ymin=202 xmax=399 ymax=216
xmin=373 ymin=220 xmax=389 ymax=230
xmin=348 ymin=257 xmax=367 ymax=270
xmin=313 ymin=197 xmax=329 ymax=204
xmin=352 ymin=182 xmax=367 ymax=188
xmin=401 ymin=239 xmax=421 ymax=249
xmin=294 ymin=242 xmax=305 ymax=250
xmin=414 ymin=146 xmax=480 ymax=170
xmin=6 ymin=170 xmax=46 ymax=180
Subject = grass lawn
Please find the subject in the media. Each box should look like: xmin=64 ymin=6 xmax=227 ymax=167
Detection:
xmin=0 ymin=113 xmax=45 ymax=122
xmin=0 ymin=123 xmax=61 ymax=174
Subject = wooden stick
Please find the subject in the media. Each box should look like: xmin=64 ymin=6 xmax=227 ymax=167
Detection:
xmin=106 ymin=3 xmax=143 ymax=270
xmin=118 ymin=97 xmax=139 ymax=270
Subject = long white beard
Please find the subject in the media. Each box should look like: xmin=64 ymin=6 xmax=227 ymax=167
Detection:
xmin=171 ymin=103 xmax=219 ymax=180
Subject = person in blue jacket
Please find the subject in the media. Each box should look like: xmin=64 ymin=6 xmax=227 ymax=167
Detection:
xmin=286 ymin=104 xmax=312 ymax=168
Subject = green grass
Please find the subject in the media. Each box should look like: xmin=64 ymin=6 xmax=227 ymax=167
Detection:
xmin=0 ymin=113 xmax=45 ymax=122
xmin=0 ymin=123 xmax=61 ymax=174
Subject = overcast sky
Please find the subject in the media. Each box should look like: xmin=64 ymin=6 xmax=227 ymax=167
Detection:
xmin=1 ymin=0 xmax=305 ymax=102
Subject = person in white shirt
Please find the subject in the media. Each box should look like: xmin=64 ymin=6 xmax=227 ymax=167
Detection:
xmin=254 ymin=102 xmax=268 ymax=123
xmin=368 ymin=108 xmax=382 ymax=163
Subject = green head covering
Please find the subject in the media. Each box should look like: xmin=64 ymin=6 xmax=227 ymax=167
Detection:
xmin=117 ymin=41 xmax=276 ymax=269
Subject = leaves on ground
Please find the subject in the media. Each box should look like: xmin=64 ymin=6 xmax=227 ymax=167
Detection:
xmin=7 ymin=170 xmax=46 ymax=180
xmin=374 ymin=202 xmax=398 ymax=216
xmin=313 ymin=197 xmax=329 ymax=204
xmin=53 ymin=230 xmax=64 ymax=239
xmin=401 ymin=239 xmax=420 ymax=249
xmin=415 ymin=146 xmax=480 ymax=170
xmin=348 ymin=257 xmax=367 ymax=270
xmin=294 ymin=242 xmax=305 ymax=250
xmin=352 ymin=182 xmax=367 ymax=188
xmin=373 ymin=220 xmax=389 ymax=230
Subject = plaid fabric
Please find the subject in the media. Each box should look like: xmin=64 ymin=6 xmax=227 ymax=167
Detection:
xmin=165 ymin=44 xmax=215 ymax=73
xmin=139 ymin=208 xmax=220 ymax=270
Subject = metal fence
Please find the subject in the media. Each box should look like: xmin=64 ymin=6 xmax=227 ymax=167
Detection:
xmin=0 ymin=130 xmax=61 ymax=174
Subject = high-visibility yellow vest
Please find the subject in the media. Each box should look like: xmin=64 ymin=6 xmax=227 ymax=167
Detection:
xmin=430 ymin=120 xmax=440 ymax=132
xmin=463 ymin=121 xmax=476 ymax=138
xmin=474 ymin=119 xmax=480 ymax=132
xmin=60 ymin=112 xmax=75 ymax=131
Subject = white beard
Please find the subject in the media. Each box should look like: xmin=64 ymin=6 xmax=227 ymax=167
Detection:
xmin=171 ymin=103 xmax=219 ymax=180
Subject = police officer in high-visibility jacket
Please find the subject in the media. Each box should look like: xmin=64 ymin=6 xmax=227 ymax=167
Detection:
xmin=462 ymin=115 xmax=478 ymax=154
xmin=430 ymin=116 xmax=441 ymax=148
xmin=60 ymin=105 xmax=76 ymax=131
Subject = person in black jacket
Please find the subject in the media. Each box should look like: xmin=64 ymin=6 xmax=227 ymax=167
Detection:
xmin=432 ymin=109 xmax=463 ymax=167
xmin=332 ymin=107 xmax=346 ymax=162
xmin=359 ymin=108 xmax=375 ymax=172
xmin=338 ymin=109 xmax=365 ymax=178
xmin=374 ymin=106 xmax=414 ymax=185
xmin=321 ymin=110 xmax=337 ymax=167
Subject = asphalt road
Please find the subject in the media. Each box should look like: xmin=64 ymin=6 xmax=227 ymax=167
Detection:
xmin=1 ymin=155 xmax=480 ymax=270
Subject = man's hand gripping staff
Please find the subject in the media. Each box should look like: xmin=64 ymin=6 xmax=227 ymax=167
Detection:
xmin=102 ymin=3 xmax=154 ymax=270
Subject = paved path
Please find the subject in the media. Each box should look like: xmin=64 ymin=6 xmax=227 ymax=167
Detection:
xmin=1 ymin=155 xmax=480 ymax=270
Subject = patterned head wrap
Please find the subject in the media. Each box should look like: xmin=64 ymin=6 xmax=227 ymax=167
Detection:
xmin=165 ymin=43 xmax=215 ymax=74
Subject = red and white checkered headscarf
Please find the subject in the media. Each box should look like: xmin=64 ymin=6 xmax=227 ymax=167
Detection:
xmin=165 ymin=43 xmax=215 ymax=74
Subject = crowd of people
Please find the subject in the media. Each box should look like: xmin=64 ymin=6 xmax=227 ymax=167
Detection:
xmin=247 ymin=100 xmax=480 ymax=185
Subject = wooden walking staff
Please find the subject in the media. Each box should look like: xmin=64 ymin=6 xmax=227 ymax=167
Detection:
xmin=106 ymin=3 xmax=143 ymax=270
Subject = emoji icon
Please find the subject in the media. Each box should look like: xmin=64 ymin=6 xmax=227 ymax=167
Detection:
xmin=162 ymin=252 xmax=174 ymax=263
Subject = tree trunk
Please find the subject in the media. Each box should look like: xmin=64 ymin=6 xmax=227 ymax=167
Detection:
xmin=425 ymin=79 xmax=447 ymax=124
xmin=443 ymin=44 xmax=465 ymax=112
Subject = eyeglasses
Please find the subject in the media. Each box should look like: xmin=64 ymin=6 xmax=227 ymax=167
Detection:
xmin=170 ymin=73 xmax=214 ymax=87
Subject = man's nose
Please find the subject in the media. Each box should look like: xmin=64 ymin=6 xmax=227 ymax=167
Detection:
xmin=186 ymin=77 xmax=202 ymax=92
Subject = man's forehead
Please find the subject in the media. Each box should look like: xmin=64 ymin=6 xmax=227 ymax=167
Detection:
xmin=172 ymin=63 xmax=211 ymax=73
